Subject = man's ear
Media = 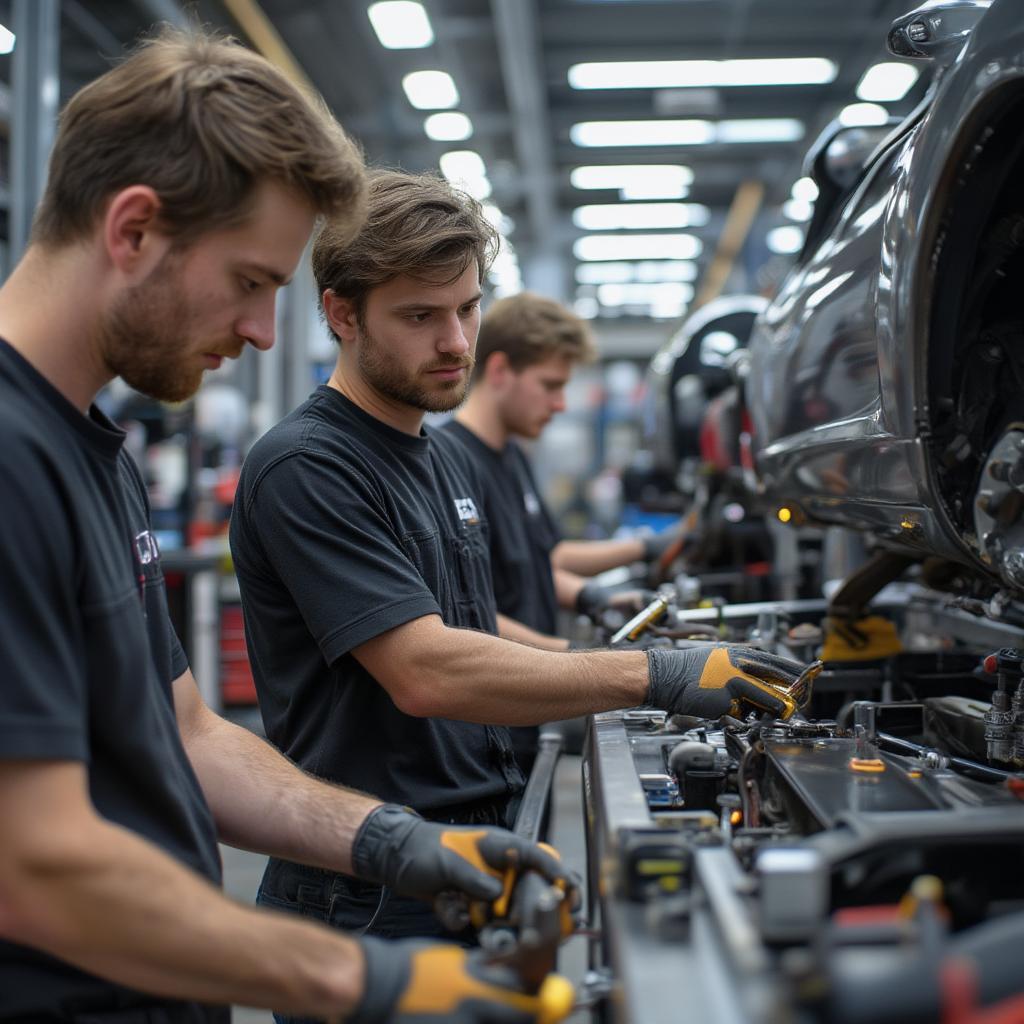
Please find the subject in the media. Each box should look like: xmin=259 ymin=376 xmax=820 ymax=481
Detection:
xmin=103 ymin=186 xmax=171 ymax=278
xmin=322 ymin=290 xmax=359 ymax=343
xmin=484 ymin=350 xmax=513 ymax=388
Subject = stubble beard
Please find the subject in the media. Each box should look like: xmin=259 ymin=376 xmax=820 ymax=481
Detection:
xmin=357 ymin=324 xmax=474 ymax=414
xmin=100 ymin=251 xmax=206 ymax=403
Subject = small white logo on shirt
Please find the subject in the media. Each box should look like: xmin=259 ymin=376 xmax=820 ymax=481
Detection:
xmin=454 ymin=497 xmax=480 ymax=524
xmin=523 ymin=490 xmax=541 ymax=516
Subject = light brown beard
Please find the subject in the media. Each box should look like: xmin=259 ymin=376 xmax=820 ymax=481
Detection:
xmin=357 ymin=324 xmax=475 ymax=413
xmin=100 ymin=249 xmax=209 ymax=402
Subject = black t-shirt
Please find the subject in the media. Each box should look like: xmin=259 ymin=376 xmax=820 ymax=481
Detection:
xmin=440 ymin=421 xmax=561 ymax=636
xmin=229 ymin=387 xmax=524 ymax=815
xmin=0 ymin=342 xmax=223 ymax=1021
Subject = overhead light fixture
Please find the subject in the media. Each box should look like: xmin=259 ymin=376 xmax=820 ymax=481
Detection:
xmin=570 ymin=164 xmax=694 ymax=200
xmin=572 ymin=202 xmax=710 ymax=230
xmin=402 ymin=70 xmax=458 ymax=109
xmin=439 ymin=150 xmax=491 ymax=199
xmin=767 ymin=225 xmax=804 ymax=254
xmin=790 ymin=176 xmax=819 ymax=202
xmin=782 ymin=198 xmax=813 ymax=222
xmin=368 ymin=2 xmax=434 ymax=48
xmin=424 ymin=111 xmax=473 ymax=141
xmin=575 ymin=234 xmax=702 ymax=261
xmin=0 ymin=23 xmax=15 ymax=54
xmin=838 ymin=102 xmax=889 ymax=127
xmin=568 ymin=58 xmax=837 ymax=90
xmin=598 ymin=282 xmax=694 ymax=305
xmin=575 ymin=260 xmax=699 ymax=284
xmin=571 ymin=118 xmax=803 ymax=147
xmin=572 ymin=120 xmax=711 ymax=147
xmin=856 ymin=62 xmax=920 ymax=103
xmin=574 ymin=297 xmax=600 ymax=319
xmin=634 ymin=260 xmax=698 ymax=282
xmin=716 ymin=119 xmax=805 ymax=144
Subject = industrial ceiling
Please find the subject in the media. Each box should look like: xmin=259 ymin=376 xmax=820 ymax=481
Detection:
xmin=1 ymin=0 xmax=931 ymax=328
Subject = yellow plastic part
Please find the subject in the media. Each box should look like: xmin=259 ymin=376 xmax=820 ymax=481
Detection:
xmin=848 ymin=757 xmax=886 ymax=774
xmin=398 ymin=947 xmax=576 ymax=1018
xmin=821 ymin=616 xmax=902 ymax=662
xmin=537 ymin=974 xmax=577 ymax=1024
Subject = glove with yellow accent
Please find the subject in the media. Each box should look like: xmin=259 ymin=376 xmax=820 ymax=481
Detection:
xmin=351 ymin=937 xmax=575 ymax=1024
xmin=645 ymin=644 xmax=807 ymax=720
xmin=352 ymin=805 xmax=578 ymax=906
xmin=575 ymin=581 xmax=657 ymax=621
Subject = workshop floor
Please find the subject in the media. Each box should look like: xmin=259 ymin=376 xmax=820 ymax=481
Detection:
xmin=222 ymin=708 xmax=589 ymax=1024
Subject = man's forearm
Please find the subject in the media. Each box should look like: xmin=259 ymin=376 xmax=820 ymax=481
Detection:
xmin=550 ymin=538 xmax=645 ymax=576
xmin=359 ymin=616 xmax=648 ymax=724
xmin=0 ymin=766 xmax=363 ymax=1018
xmin=496 ymin=612 xmax=569 ymax=651
xmin=180 ymin=701 xmax=379 ymax=874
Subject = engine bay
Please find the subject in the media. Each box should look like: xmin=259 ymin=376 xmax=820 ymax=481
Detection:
xmin=583 ymin=590 xmax=1024 ymax=1023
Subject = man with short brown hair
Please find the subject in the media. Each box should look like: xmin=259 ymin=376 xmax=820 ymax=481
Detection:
xmin=445 ymin=291 xmax=677 ymax=652
xmin=0 ymin=30 xmax=572 ymax=1024
xmin=231 ymin=169 xmax=807 ymax=944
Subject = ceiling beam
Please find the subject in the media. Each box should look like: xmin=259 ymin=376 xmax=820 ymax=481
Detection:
xmin=489 ymin=0 xmax=560 ymax=258
xmin=693 ymin=179 xmax=764 ymax=308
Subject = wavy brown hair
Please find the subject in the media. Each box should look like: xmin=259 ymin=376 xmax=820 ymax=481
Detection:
xmin=312 ymin=169 xmax=499 ymax=337
xmin=32 ymin=26 xmax=366 ymax=247
xmin=473 ymin=292 xmax=596 ymax=379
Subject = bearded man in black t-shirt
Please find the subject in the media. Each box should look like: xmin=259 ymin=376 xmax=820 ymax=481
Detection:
xmin=231 ymin=170 xmax=808 ymax=943
xmin=0 ymin=29 xmax=576 ymax=1024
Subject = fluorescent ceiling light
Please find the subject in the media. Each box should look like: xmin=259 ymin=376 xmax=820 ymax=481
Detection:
xmin=856 ymin=62 xmax=920 ymax=103
xmin=790 ymin=176 xmax=819 ymax=202
xmin=0 ymin=23 xmax=15 ymax=54
xmin=569 ymin=58 xmax=837 ymax=90
xmin=571 ymin=164 xmax=693 ymax=200
xmin=767 ymin=225 xmax=804 ymax=254
xmin=576 ymin=263 xmax=632 ymax=284
xmin=424 ymin=112 xmax=473 ymax=141
xmin=439 ymin=149 xmax=486 ymax=179
xmin=439 ymin=150 xmax=491 ymax=200
xmin=574 ymin=297 xmax=600 ymax=320
xmin=573 ymin=202 xmax=710 ymax=230
xmin=577 ymin=260 xmax=698 ymax=284
xmin=716 ymin=119 xmax=805 ymax=144
xmin=368 ymin=2 xmax=434 ymax=48
xmin=575 ymin=234 xmax=702 ymax=261
xmin=622 ymin=181 xmax=690 ymax=200
xmin=634 ymin=260 xmax=698 ymax=282
xmin=838 ymin=102 xmax=888 ymax=127
xmin=403 ymin=70 xmax=458 ymax=109
xmin=783 ymin=198 xmax=813 ymax=222
xmin=571 ymin=118 xmax=803 ymax=147
xmin=597 ymin=283 xmax=694 ymax=306
xmin=573 ymin=120 xmax=711 ymax=147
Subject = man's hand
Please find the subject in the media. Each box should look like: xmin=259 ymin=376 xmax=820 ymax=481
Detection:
xmin=352 ymin=805 xmax=579 ymax=907
xmin=645 ymin=645 xmax=806 ymax=720
xmin=575 ymin=581 xmax=656 ymax=622
xmin=351 ymin=937 xmax=575 ymax=1023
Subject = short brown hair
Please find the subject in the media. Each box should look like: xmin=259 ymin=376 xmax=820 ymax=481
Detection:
xmin=473 ymin=292 xmax=597 ymax=379
xmin=312 ymin=169 xmax=499 ymax=337
xmin=32 ymin=26 xmax=366 ymax=247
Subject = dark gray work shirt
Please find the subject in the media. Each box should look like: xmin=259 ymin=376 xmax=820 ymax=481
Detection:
xmin=440 ymin=420 xmax=561 ymax=636
xmin=229 ymin=387 xmax=524 ymax=815
xmin=0 ymin=341 xmax=223 ymax=1022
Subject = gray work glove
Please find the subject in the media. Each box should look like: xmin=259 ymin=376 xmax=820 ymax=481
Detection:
xmin=645 ymin=644 xmax=806 ymax=720
xmin=352 ymin=936 xmax=574 ymax=1023
xmin=352 ymin=804 xmax=578 ymax=906
xmin=575 ymin=581 xmax=656 ymax=621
